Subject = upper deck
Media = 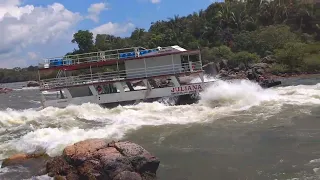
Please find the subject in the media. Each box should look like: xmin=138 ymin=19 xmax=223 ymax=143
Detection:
xmin=38 ymin=45 xmax=200 ymax=71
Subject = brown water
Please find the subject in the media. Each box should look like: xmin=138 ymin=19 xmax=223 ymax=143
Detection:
xmin=0 ymin=75 xmax=319 ymax=180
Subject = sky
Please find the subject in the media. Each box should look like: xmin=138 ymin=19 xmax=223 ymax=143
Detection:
xmin=0 ymin=0 xmax=219 ymax=68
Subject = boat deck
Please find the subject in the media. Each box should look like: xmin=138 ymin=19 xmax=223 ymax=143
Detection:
xmin=39 ymin=62 xmax=203 ymax=91
xmin=38 ymin=46 xmax=199 ymax=71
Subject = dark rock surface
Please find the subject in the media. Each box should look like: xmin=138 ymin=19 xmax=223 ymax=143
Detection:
xmin=0 ymin=152 xmax=51 ymax=180
xmin=46 ymin=139 xmax=160 ymax=180
xmin=26 ymin=81 xmax=40 ymax=87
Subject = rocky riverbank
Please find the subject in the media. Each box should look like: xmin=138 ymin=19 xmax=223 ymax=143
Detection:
xmin=202 ymin=55 xmax=320 ymax=81
xmin=0 ymin=139 xmax=160 ymax=180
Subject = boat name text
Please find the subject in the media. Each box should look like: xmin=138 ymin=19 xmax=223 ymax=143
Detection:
xmin=171 ymin=84 xmax=203 ymax=94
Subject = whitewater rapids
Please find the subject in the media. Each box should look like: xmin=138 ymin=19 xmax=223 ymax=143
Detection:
xmin=0 ymin=78 xmax=319 ymax=159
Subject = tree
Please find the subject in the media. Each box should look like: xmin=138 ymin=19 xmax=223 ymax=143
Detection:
xmin=71 ymin=30 xmax=95 ymax=53
xmin=230 ymin=51 xmax=260 ymax=67
xmin=251 ymin=25 xmax=300 ymax=56
xmin=95 ymin=34 xmax=108 ymax=51
xmin=275 ymin=42 xmax=307 ymax=70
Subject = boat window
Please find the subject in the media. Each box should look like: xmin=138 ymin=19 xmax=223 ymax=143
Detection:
xmin=69 ymin=86 xmax=93 ymax=97
xmin=95 ymin=84 xmax=119 ymax=94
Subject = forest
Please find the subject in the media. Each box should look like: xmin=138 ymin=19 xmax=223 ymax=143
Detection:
xmin=1 ymin=0 xmax=320 ymax=83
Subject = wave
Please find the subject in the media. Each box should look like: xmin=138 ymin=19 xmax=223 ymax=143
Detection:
xmin=0 ymin=79 xmax=319 ymax=158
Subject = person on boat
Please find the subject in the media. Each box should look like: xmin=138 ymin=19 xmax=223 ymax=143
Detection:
xmin=96 ymin=85 xmax=103 ymax=94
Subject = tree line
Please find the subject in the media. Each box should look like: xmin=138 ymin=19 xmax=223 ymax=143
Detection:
xmin=2 ymin=0 xmax=320 ymax=83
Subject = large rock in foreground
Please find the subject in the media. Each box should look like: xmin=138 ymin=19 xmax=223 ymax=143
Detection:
xmin=46 ymin=139 xmax=160 ymax=180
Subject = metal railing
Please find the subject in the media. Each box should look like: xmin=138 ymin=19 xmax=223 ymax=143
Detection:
xmin=38 ymin=46 xmax=182 ymax=69
xmin=39 ymin=62 xmax=202 ymax=90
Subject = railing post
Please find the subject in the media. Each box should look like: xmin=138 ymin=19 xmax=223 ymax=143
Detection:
xmin=143 ymin=58 xmax=147 ymax=78
xmin=171 ymin=54 xmax=175 ymax=74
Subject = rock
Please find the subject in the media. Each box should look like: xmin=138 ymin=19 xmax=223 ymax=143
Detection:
xmin=47 ymin=139 xmax=160 ymax=180
xmin=63 ymin=138 xmax=108 ymax=165
xmin=113 ymin=141 xmax=160 ymax=174
xmin=219 ymin=69 xmax=229 ymax=77
xmin=46 ymin=156 xmax=78 ymax=178
xmin=1 ymin=152 xmax=51 ymax=180
xmin=2 ymin=152 xmax=50 ymax=168
xmin=27 ymin=81 xmax=39 ymax=87
xmin=256 ymin=68 xmax=265 ymax=75
xmin=261 ymin=55 xmax=276 ymax=64
xmin=113 ymin=171 xmax=142 ymax=180
xmin=252 ymin=63 xmax=269 ymax=69
xmin=203 ymin=62 xmax=218 ymax=76
xmin=238 ymin=62 xmax=246 ymax=71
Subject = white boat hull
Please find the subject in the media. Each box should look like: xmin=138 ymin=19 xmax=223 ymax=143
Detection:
xmin=41 ymin=81 xmax=215 ymax=108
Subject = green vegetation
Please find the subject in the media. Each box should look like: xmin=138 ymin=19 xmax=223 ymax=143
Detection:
xmin=1 ymin=0 xmax=320 ymax=83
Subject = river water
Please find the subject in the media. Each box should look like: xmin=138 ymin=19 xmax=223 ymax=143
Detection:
xmin=0 ymin=75 xmax=319 ymax=180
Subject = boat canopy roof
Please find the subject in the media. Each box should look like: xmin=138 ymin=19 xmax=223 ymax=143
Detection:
xmin=38 ymin=45 xmax=199 ymax=71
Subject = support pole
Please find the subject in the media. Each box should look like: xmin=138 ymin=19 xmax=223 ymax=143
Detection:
xmin=143 ymin=58 xmax=147 ymax=78
xmin=171 ymin=54 xmax=175 ymax=74
xmin=90 ymin=65 xmax=93 ymax=80
xmin=116 ymin=61 xmax=119 ymax=78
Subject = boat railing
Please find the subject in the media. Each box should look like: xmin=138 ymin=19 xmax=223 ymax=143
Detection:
xmin=38 ymin=46 xmax=181 ymax=69
xmin=39 ymin=61 xmax=202 ymax=90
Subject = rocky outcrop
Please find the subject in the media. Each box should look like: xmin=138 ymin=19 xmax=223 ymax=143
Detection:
xmin=202 ymin=56 xmax=275 ymax=81
xmin=26 ymin=81 xmax=39 ymax=87
xmin=46 ymin=139 xmax=160 ymax=180
xmin=261 ymin=55 xmax=276 ymax=64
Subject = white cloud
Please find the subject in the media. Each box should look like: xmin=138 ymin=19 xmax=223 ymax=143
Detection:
xmin=87 ymin=2 xmax=108 ymax=23
xmin=91 ymin=22 xmax=135 ymax=37
xmin=0 ymin=1 xmax=82 ymax=68
xmin=27 ymin=52 xmax=39 ymax=60
xmin=150 ymin=0 xmax=161 ymax=4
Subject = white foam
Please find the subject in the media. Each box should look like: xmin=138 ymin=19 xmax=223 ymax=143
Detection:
xmin=310 ymin=158 xmax=320 ymax=164
xmin=198 ymin=79 xmax=280 ymax=110
xmin=0 ymin=79 xmax=319 ymax=158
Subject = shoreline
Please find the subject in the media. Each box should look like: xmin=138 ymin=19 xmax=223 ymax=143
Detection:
xmin=266 ymin=72 xmax=320 ymax=80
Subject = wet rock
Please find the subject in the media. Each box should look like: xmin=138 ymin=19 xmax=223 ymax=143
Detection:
xmin=0 ymin=152 xmax=51 ymax=180
xmin=26 ymin=81 xmax=39 ymax=87
xmin=113 ymin=171 xmax=142 ymax=180
xmin=46 ymin=156 xmax=78 ymax=178
xmin=113 ymin=141 xmax=160 ymax=174
xmin=2 ymin=152 xmax=50 ymax=168
xmin=63 ymin=138 xmax=108 ymax=165
xmin=47 ymin=139 xmax=160 ymax=180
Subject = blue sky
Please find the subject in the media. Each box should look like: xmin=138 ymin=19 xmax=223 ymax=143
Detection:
xmin=24 ymin=0 xmax=214 ymax=32
xmin=0 ymin=0 xmax=219 ymax=68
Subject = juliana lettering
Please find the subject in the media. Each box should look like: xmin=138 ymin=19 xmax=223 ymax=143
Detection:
xmin=171 ymin=84 xmax=202 ymax=93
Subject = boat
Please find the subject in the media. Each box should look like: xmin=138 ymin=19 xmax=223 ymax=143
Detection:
xmin=37 ymin=45 xmax=216 ymax=108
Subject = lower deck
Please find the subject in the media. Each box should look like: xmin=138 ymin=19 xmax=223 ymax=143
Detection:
xmin=40 ymin=73 xmax=215 ymax=108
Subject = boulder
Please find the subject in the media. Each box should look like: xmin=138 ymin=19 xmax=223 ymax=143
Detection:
xmin=27 ymin=81 xmax=39 ymax=87
xmin=2 ymin=152 xmax=50 ymax=168
xmin=0 ymin=152 xmax=51 ymax=179
xmin=261 ymin=55 xmax=276 ymax=64
xmin=252 ymin=63 xmax=269 ymax=69
xmin=47 ymin=139 xmax=160 ymax=180
xmin=202 ymin=62 xmax=218 ymax=76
